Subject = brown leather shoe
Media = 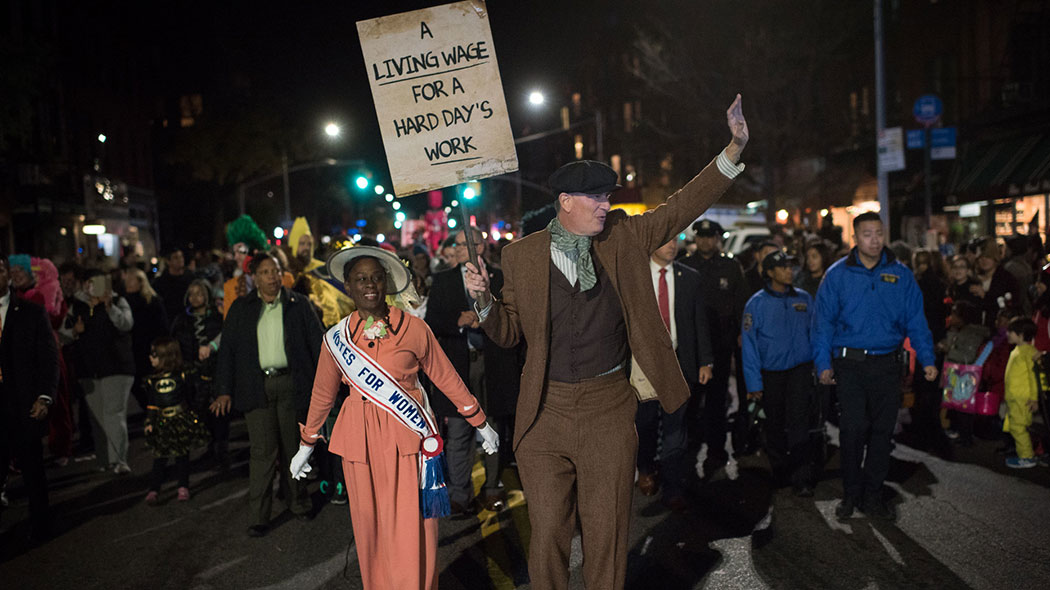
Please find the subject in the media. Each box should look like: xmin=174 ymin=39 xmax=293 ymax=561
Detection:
xmin=637 ymin=472 xmax=659 ymax=496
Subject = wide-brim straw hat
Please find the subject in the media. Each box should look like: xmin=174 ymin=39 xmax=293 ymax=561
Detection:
xmin=326 ymin=245 xmax=411 ymax=295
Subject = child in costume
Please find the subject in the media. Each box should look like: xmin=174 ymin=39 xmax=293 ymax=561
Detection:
xmin=1003 ymin=318 xmax=1040 ymax=469
xmin=143 ymin=337 xmax=210 ymax=502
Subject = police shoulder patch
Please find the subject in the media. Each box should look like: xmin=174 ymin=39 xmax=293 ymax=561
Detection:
xmin=742 ymin=313 xmax=753 ymax=331
xmin=880 ymin=273 xmax=899 ymax=283
xmin=793 ymin=302 xmax=808 ymax=312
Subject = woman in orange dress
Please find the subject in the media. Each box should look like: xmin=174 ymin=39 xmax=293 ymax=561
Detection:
xmin=291 ymin=246 xmax=497 ymax=590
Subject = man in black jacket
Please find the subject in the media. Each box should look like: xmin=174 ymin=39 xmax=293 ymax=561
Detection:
xmin=425 ymin=228 xmax=522 ymax=513
xmin=0 ymin=257 xmax=60 ymax=542
xmin=634 ymin=239 xmax=714 ymax=510
xmin=214 ymin=252 xmax=323 ymax=537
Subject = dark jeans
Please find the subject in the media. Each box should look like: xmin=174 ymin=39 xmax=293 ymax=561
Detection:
xmin=636 ymin=398 xmax=689 ymax=497
xmin=834 ymin=355 xmax=901 ymax=501
xmin=690 ymin=349 xmax=730 ymax=469
xmin=150 ymin=454 xmax=189 ymax=490
xmin=761 ymin=362 xmax=817 ymax=486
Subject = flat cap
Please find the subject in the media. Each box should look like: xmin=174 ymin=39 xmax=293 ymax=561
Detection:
xmin=548 ymin=160 xmax=621 ymax=195
xmin=692 ymin=219 xmax=724 ymax=237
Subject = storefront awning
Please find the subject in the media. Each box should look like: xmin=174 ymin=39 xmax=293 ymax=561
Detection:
xmin=947 ymin=132 xmax=1050 ymax=201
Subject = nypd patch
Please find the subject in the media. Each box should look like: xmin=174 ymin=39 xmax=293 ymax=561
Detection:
xmin=793 ymin=302 xmax=808 ymax=312
xmin=742 ymin=313 xmax=753 ymax=331
xmin=880 ymin=273 xmax=899 ymax=283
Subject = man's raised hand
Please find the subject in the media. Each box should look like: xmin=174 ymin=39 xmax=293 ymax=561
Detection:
xmin=725 ymin=94 xmax=749 ymax=163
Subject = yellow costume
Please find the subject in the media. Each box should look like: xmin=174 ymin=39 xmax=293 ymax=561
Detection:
xmin=1004 ymin=342 xmax=1038 ymax=459
xmin=288 ymin=217 xmax=354 ymax=328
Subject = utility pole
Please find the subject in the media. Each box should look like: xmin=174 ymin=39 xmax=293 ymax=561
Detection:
xmin=874 ymin=0 xmax=890 ymax=230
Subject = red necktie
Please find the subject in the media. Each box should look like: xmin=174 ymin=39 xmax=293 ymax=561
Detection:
xmin=658 ymin=268 xmax=670 ymax=332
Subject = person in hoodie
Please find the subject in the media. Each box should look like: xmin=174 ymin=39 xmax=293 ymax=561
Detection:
xmin=170 ymin=279 xmax=226 ymax=468
xmin=813 ymin=212 xmax=937 ymax=522
xmin=742 ymin=249 xmax=819 ymax=496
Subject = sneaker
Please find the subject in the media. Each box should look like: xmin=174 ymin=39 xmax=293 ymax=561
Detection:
xmin=1006 ymin=457 xmax=1037 ymax=469
xmin=113 ymin=462 xmax=132 ymax=475
xmin=861 ymin=496 xmax=897 ymax=521
xmin=1037 ymin=455 xmax=1050 ymax=467
xmin=835 ymin=497 xmax=857 ymax=520
xmin=177 ymin=487 xmax=190 ymax=501
xmin=55 ymin=457 xmax=70 ymax=468
xmin=331 ymin=482 xmax=348 ymax=505
xmin=145 ymin=491 xmax=159 ymax=504
xmin=945 ymin=429 xmax=960 ymax=440
xmin=1 ymin=490 xmax=8 ymax=507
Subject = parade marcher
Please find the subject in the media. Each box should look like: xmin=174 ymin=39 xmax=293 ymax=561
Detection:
xmin=425 ymin=227 xmax=521 ymax=514
xmin=744 ymin=241 xmax=782 ymax=296
xmin=742 ymin=250 xmax=819 ymax=496
xmin=465 ymin=95 xmax=748 ymax=589
xmin=287 ymin=216 xmax=354 ymax=328
xmin=221 ymin=215 xmax=270 ymax=317
xmin=680 ymin=218 xmax=749 ymax=477
xmin=291 ymin=246 xmax=498 ymax=590
xmin=0 ymin=256 xmax=60 ymax=543
xmin=795 ymin=240 xmax=832 ymax=297
xmin=142 ymin=337 xmax=210 ymax=503
xmin=170 ymin=279 xmax=227 ymax=468
xmin=60 ymin=268 xmax=136 ymax=475
xmin=634 ymin=238 xmax=713 ymax=511
xmin=971 ymin=237 xmax=1022 ymax=328
xmin=812 ymin=212 xmax=937 ymax=521
xmin=213 ymin=252 xmax=324 ymax=536
xmin=124 ymin=268 xmax=170 ymax=413
xmin=152 ymin=247 xmax=194 ymax=322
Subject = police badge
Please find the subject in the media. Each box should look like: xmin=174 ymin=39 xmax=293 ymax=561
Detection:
xmin=719 ymin=277 xmax=730 ymax=290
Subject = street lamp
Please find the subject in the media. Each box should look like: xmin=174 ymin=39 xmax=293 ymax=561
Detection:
xmin=528 ymin=90 xmax=545 ymax=106
xmin=97 ymin=133 xmax=107 ymax=143
xmin=324 ymin=123 xmax=341 ymax=138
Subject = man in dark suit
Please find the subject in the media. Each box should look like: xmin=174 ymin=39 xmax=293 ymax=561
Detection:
xmin=634 ymin=239 xmax=713 ymax=511
xmin=425 ymin=227 xmax=521 ymax=514
xmin=213 ymin=252 xmax=324 ymax=537
xmin=0 ymin=256 xmax=60 ymax=542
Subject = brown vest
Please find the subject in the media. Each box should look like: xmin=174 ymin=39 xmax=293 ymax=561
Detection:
xmin=548 ymin=257 xmax=628 ymax=383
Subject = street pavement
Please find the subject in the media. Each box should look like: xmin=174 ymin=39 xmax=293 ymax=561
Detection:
xmin=3 ymin=412 xmax=1050 ymax=589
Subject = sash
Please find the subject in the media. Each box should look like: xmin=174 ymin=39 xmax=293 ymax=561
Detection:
xmin=323 ymin=316 xmax=450 ymax=519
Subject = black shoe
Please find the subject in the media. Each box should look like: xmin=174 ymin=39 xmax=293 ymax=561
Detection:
xmin=449 ymin=500 xmax=477 ymax=518
xmin=295 ymin=511 xmax=315 ymax=522
xmin=835 ymin=497 xmax=857 ymax=520
xmin=861 ymin=496 xmax=897 ymax=521
xmin=793 ymin=485 xmax=814 ymax=498
xmin=247 ymin=524 xmax=269 ymax=537
xmin=995 ymin=444 xmax=1016 ymax=456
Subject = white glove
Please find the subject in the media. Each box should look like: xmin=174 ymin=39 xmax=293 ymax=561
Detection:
xmin=289 ymin=444 xmax=314 ymax=480
xmin=478 ymin=422 xmax=499 ymax=455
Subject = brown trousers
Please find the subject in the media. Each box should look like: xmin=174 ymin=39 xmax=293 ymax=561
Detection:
xmin=517 ymin=370 xmax=637 ymax=590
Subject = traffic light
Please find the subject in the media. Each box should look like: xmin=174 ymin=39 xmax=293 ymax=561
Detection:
xmin=461 ymin=181 xmax=481 ymax=201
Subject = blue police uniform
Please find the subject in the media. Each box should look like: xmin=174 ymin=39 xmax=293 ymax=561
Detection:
xmin=812 ymin=246 xmax=935 ymax=514
xmin=742 ymin=252 xmax=819 ymax=490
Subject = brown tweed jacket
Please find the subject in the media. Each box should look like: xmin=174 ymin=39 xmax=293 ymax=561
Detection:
xmin=482 ymin=157 xmax=734 ymax=450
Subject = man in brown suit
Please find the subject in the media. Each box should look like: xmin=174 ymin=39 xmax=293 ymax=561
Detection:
xmin=466 ymin=95 xmax=749 ymax=589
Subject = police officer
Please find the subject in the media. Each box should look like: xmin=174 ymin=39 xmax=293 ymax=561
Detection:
xmin=812 ymin=212 xmax=937 ymax=521
xmin=742 ymin=250 xmax=818 ymax=496
xmin=681 ymin=219 xmax=749 ymax=477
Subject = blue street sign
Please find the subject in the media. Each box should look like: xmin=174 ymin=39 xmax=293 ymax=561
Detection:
xmin=913 ymin=94 xmax=943 ymax=127
xmin=931 ymin=126 xmax=957 ymax=160
xmin=906 ymin=129 xmax=924 ymax=149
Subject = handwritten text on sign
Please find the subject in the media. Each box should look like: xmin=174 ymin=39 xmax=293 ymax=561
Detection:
xmin=357 ymin=1 xmax=518 ymax=196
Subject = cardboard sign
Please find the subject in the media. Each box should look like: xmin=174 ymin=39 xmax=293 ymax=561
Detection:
xmin=357 ymin=1 xmax=518 ymax=196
